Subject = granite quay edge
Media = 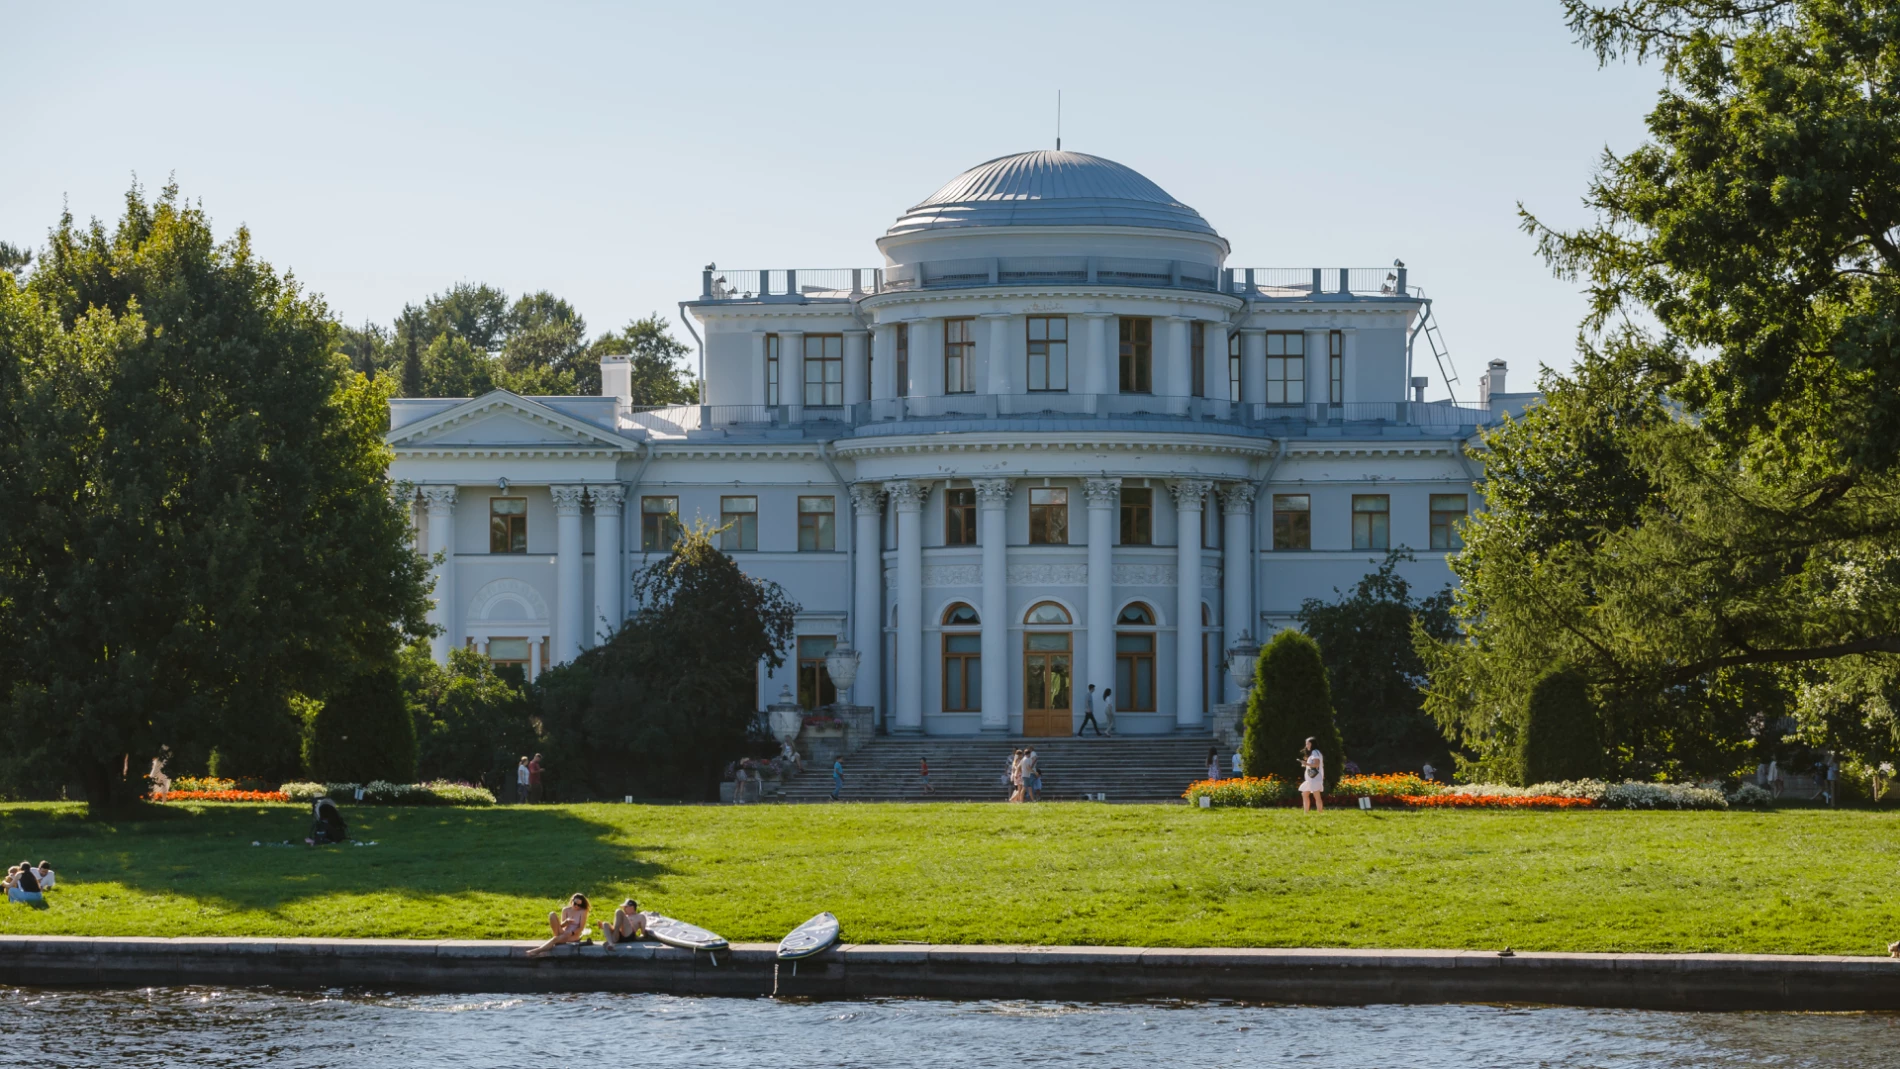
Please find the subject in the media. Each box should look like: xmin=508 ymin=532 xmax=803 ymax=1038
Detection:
xmin=1 ymin=937 xmax=1896 ymax=1010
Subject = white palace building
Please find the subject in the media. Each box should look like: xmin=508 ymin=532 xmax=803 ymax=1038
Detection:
xmin=386 ymin=150 xmax=1536 ymax=738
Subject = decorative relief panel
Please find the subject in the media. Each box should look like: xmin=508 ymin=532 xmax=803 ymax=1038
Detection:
xmin=1112 ymin=564 xmax=1176 ymax=586
xmin=1007 ymin=563 xmax=1088 ymax=586
xmin=923 ymin=565 xmax=983 ymax=587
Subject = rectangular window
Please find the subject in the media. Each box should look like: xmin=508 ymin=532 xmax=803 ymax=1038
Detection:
xmin=1330 ymin=330 xmax=1344 ymax=404
xmin=1430 ymin=493 xmax=1469 ymax=551
xmin=895 ymin=322 xmax=909 ymax=398
xmin=486 ymin=637 xmax=530 ymax=671
xmin=719 ymin=495 xmax=757 ymax=552
xmin=803 ymin=334 xmax=843 ymax=406
xmin=1116 ymin=633 xmax=1156 ymax=712
xmin=1228 ymin=331 xmax=1242 ymax=402
xmin=1028 ymin=487 xmax=1068 ymax=545
xmin=943 ymin=633 xmax=982 ymax=712
xmin=1352 ymin=494 xmax=1390 ymax=551
xmin=1190 ymin=322 xmax=1206 ymax=398
xmin=1119 ymin=487 xmax=1152 ymax=545
xmin=944 ymin=487 xmax=976 ymax=545
xmin=1272 ymin=494 xmax=1311 ymax=551
xmin=944 ymin=317 xmax=974 ymax=394
xmin=1118 ymin=317 xmax=1152 ymax=393
xmin=1266 ymin=332 xmax=1305 ymax=405
xmin=1026 ymin=315 xmax=1068 ymax=392
xmin=641 ymin=495 xmax=680 ymax=552
xmin=765 ymin=334 xmax=780 ymax=407
xmin=797 ymin=495 xmax=836 ymax=551
xmin=489 ymin=497 xmax=527 ymax=553
xmin=797 ymin=635 xmax=837 ymax=709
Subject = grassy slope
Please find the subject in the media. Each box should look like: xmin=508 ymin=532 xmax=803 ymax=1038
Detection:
xmin=0 ymin=802 xmax=1892 ymax=954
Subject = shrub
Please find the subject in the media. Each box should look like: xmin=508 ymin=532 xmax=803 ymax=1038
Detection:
xmin=1183 ymin=776 xmax=1292 ymax=807
xmin=1727 ymin=783 xmax=1774 ymax=808
xmin=1335 ymin=772 xmax=1445 ymax=797
xmin=1519 ymin=667 xmax=1605 ymax=785
xmin=1241 ymin=630 xmax=1343 ymax=791
xmin=305 ymin=667 xmax=419 ymax=784
xmin=276 ymin=780 xmax=495 ymax=806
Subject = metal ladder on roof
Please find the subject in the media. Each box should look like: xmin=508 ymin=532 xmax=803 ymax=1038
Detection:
xmin=1415 ymin=297 xmax=1461 ymax=404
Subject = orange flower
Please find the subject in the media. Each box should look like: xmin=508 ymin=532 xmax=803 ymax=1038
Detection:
xmin=152 ymin=789 xmax=290 ymax=803
xmin=1397 ymin=794 xmax=1592 ymax=810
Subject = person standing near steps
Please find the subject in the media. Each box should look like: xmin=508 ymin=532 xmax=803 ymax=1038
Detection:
xmin=830 ymin=756 xmax=845 ymax=802
xmin=1101 ymin=689 xmax=1117 ymax=737
xmin=1077 ymin=684 xmax=1103 ymax=737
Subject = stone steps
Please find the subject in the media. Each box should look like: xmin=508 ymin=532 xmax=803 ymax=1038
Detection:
xmin=772 ymin=735 xmax=1224 ymax=803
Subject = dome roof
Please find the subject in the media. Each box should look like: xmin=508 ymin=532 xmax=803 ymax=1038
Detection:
xmin=886 ymin=150 xmax=1217 ymax=237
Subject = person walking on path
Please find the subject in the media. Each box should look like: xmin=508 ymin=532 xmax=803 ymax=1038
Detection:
xmin=1077 ymin=684 xmax=1103 ymax=737
xmin=830 ymin=757 xmax=845 ymax=801
xmin=1008 ymin=749 xmax=1026 ymax=803
xmin=1101 ymin=689 xmax=1117 ymax=737
xmin=528 ymin=753 xmax=544 ymax=803
xmin=1298 ymin=736 xmax=1326 ymax=812
xmin=919 ymin=757 xmax=935 ymax=795
xmin=1025 ymin=748 xmax=1041 ymax=802
xmin=516 ymin=757 xmax=531 ymax=804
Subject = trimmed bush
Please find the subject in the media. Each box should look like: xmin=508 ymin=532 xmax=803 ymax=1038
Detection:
xmin=1183 ymin=775 xmax=1293 ymax=807
xmin=304 ymin=667 xmax=418 ymax=785
xmin=1519 ymin=667 xmax=1605 ymax=785
xmin=279 ymin=780 xmax=495 ymax=806
xmin=1241 ymin=630 xmax=1344 ymax=791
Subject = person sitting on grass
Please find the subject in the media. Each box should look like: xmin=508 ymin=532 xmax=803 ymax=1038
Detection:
xmin=5 ymin=864 xmax=45 ymax=908
xmin=32 ymin=862 xmax=53 ymax=891
xmin=601 ymin=898 xmax=650 ymax=949
xmin=527 ymin=893 xmax=592 ymax=957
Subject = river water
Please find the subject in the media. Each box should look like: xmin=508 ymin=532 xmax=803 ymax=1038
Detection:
xmin=9 ymin=986 xmax=1895 ymax=1068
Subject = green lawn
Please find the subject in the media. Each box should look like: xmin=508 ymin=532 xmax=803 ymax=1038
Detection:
xmin=0 ymin=801 xmax=1893 ymax=955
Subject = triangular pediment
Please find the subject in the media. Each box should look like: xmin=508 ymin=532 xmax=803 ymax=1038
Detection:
xmin=387 ymin=391 xmax=638 ymax=453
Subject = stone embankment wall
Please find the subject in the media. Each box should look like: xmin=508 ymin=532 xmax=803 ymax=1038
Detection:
xmin=2 ymin=937 xmax=1897 ymax=1011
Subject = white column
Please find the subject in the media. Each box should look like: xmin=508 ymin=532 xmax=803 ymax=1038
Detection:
xmin=750 ymin=332 xmax=769 ymax=408
xmin=982 ymin=313 xmax=1011 ymax=398
xmin=850 ymin=483 xmax=884 ymax=720
xmin=421 ymin=485 xmax=457 ymax=663
xmin=552 ymin=485 xmax=587 ymax=664
xmin=1218 ymin=483 xmax=1255 ymax=703
xmin=870 ymin=325 xmax=893 ymax=400
xmin=887 ymin=480 xmax=925 ymax=733
xmin=1083 ymin=477 xmax=1119 ymax=707
xmin=590 ymin=484 xmax=625 ymax=646
xmin=844 ymin=329 xmax=869 ymax=407
xmin=1341 ymin=327 xmax=1358 ymax=405
xmin=1241 ymin=329 xmax=1266 ymax=408
xmin=1169 ymin=479 xmax=1211 ymax=729
xmin=781 ymin=330 xmax=805 ymax=421
xmin=1084 ymin=313 xmax=1111 ymax=403
xmin=974 ymin=478 xmax=1013 ymax=733
xmin=528 ymin=635 xmax=540 ymax=683
xmin=1165 ymin=316 xmax=1193 ymax=409
xmin=1204 ymin=321 xmax=1230 ymax=404
xmin=907 ymin=318 xmax=933 ymax=400
xmin=1306 ymin=327 xmax=1330 ymax=410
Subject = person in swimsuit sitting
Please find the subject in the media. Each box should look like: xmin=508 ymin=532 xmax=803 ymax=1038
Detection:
xmin=601 ymin=898 xmax=650 ymax=949
xmin=526 ymin=892 xmax=591 ymax=956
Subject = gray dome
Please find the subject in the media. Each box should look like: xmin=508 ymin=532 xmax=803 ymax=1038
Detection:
xmin=887 ymin=150 xmax=1218 ymax=237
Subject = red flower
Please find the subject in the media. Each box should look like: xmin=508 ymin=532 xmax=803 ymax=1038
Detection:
xmin=151 ymin=790 xmax=290 ymax=803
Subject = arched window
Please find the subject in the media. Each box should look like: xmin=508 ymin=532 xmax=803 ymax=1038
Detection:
xmin=1025 ymin=601 xmax=1072 ymax=626
xmin=942 ymin=603 xmax=980 ymax=712
xmin=1117 ymin=603 xmax=1155 ymax=626
xmin=1116 ymin=602 xmax=1157 ymax=712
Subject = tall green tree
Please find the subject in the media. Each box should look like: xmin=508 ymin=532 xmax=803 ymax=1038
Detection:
xmin=402 ymin=641 xmax=539 ymax=792
xmin=1297 ymin=549 xmax=1458 ymax=771
xmin=592 ymin=313 xmax=699 ymax=405
xmin=0 ymin=185 xmax=432 ymax=813
xmin=1241 ymin=630 xmax=1343 ymax=790
xmin=304 ymin=666 xmax=419 ymax=784
xmin=1519 ymin=667 xmax=1607 ymax=785
xmin=1422 ymin=1 xmax=1900 ymax=779
xmin=0 ymin=241 xmax=30 ymax=276
xmin=536 ymin=522 xmax=795 ymax=800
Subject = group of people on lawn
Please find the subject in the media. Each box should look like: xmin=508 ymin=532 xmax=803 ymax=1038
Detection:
xmin=4 ymin=860 xmax=55 ymax=907
xmin=514 ymin=754 xmax=545 ymax=804
xmin=527 ymin=893 xmax=653 ymax=957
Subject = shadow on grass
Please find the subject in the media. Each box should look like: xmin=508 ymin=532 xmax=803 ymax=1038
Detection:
xmin=0 ymin=803 xmax=676 ymax=917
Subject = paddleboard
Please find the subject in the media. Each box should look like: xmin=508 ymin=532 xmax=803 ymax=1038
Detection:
xmin=776 ymin=911 xmax=840 ymax=961
xmin=646 ymin=915 xmax=729 ymax=952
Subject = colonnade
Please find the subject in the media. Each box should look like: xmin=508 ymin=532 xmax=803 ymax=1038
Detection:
xmin=861 ymin=475 xmax=1257 ymax=734
xmin=416 ymin=482 xmax=625 ymax=667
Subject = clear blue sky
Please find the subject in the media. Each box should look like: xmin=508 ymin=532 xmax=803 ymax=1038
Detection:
xmin=5 ymin=1 xmax=1660 ymax=399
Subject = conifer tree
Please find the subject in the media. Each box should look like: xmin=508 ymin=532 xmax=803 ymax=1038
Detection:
xmin=1241 ymin=630 xmax=1344 ymax=791
xmin=1519 ymin=667 xmax=1605 ymax=785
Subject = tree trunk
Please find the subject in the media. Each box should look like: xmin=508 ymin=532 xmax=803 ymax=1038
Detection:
xmin=79 ymin=755 xmax=141 ymax=819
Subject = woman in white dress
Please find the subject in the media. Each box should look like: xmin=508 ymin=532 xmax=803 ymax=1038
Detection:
xmin=1298 ymin=736 xmax=1325 ymax=812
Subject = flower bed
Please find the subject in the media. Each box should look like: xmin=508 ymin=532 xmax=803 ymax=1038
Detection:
xmin=1335 ymin=772 xmax=1445 ymax=797
xmin=1399 ymin=794 xmax=1594 ymax=810
xmin=279 ymin=781 xmax=496 ymax=806
xmin=1443 ymin=780 xmax=1728 ymax=810
xmin=1182 ymin=775 xmax=1292 ymax=807
xmin=152 ymin=789 xmax=290 ymax=803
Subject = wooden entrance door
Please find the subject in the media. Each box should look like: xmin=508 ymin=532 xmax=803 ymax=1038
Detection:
xmin=1023 ymin=632 xmax=1073 ymax=736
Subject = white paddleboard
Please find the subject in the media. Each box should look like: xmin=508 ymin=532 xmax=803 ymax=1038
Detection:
xmin=777 ymin=911 xmax=840 ymax=960
xmin=646 ymin=915 xmax=729 ymax=952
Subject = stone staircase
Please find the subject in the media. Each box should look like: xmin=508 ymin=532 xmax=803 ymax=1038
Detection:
xmin=774 ymin=735 xmax=1220 ymax=803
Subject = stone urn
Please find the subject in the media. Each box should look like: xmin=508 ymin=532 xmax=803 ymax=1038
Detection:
xmin=767 ymin=685 xmax=802 ymax=748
